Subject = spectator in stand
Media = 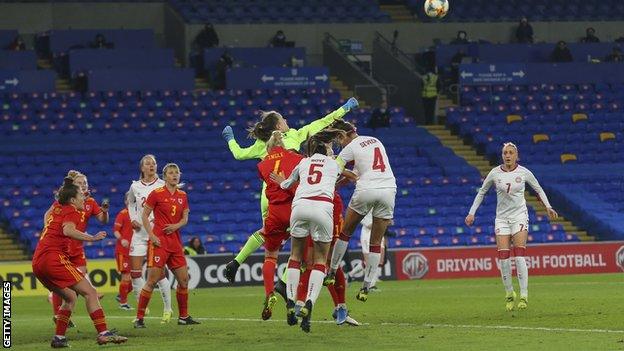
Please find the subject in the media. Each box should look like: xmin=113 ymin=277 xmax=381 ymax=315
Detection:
xmin=193 ymin=23 xmax=219 ymax=50
xmin=90 ymin=33 xmax=114 ymax=49
xmin=270 ymin=30 xmax=291 ymax=47
xmin=213 ymin=51 xmax=233 ymax=89
xmin=450 ymin=31 xmax=469 ymax=45
xmin=368 ymin=99 xmax=391 ymax=130
xmin=515 ymin=17 xmax=534 ymax=43
xmin=6 ymin=36 xmax=26 ymax=50
xmin=184 ymin=237 xmax=205 ymax=256
xmin=551 ymin=41 xmax=573 ymax=62
xmin=450 ymin=49 xmax=467 ymax=84
xmin=581 ymin=27 xmax=600 ymax=43
xmin=421 ymin=69 xmax=440 ymax=125
xmin=604 ymin=47 xmax=624 ymax=62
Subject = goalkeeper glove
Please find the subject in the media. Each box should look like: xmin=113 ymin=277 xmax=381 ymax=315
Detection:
xmin=222 ymin=126 xmax=235 ymax=142
xmin=341 ymin=97 xmax=359 ymax=112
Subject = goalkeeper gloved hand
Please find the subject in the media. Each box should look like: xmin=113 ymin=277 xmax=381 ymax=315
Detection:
xmin=341 ymin=97 xmax=359 ymax=112
xmin=222 ymin=126 xmax=235 ymax=142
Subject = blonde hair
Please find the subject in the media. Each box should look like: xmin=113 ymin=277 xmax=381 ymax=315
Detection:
xmin=139 ymin=154 xmax=157 ymax=180
xmin=66 ymin=169 xmax=85 ymax=180
xmin=502 ymin=142 xmax=518 ymax=152
xmin=266 ymin=131 xmax=285 ymax=151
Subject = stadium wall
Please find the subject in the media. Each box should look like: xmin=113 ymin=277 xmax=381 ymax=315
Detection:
xmin=3 ymin=242 xmax=622 ymax=297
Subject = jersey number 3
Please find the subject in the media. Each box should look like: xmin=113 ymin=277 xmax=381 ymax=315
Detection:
xmin=307 ymin=163 xmax=323 ymax=185
xmin=372 ymin=147 xmax=387 ymax=172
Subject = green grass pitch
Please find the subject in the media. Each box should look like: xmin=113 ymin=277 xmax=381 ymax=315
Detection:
xmin=9 ymin=273 xmax=624 ymax=350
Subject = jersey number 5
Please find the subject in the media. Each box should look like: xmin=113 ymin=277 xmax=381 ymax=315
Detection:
xmin=307 ymin=163 xmax=324 ymax=185
xmin=372 ymin=147 xmax=387 ymax=172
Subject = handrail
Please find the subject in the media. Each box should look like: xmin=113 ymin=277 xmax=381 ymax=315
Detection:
xmin=324 ymin=32 xmax=373 ymax=71
xmin=374 ymin=31 xmax=425 ymax=75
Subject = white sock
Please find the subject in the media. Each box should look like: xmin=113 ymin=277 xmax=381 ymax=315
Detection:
xmin=286 ymin=267 xmax=300 ymax=301
xmin=348 ymin=261 xmax=365 ymax=278
xmin=131 ymin=274 xmax=145 ymax=302
xmin=330 ymin=239 xmax=349 ymax=272
xmin=306 ymin=268 xmax=326 ymax=305
xmin=363 ymin=252 xmax=381 ymax=290
xmin=499 ymin=258 xmax=514 ymax=293
xmin=156 ymin=277 xmax=172 ymax=312
xmin=370 ymin=266 xmax=381 ymax=287
xmin=515 ymin=256 xmax=528 ymax=297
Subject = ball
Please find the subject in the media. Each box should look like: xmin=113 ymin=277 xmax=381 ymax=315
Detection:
xmin=424 ymin=0 xmax=449 ymax=18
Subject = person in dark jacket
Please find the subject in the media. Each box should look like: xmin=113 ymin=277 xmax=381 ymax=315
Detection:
xmin=551 ymin=41 xmax=573 ymax=62
xmin=450 ymin=31 xmax=469 ymax=45
xmin=194 ymin=23 xmax=219 ymax=50
xmin=368 ymin=100 xmax=391 ymax=130
xmin=515 ymin=17 xmax=534 ymax=43
xmin=6 ymin=36 xmax=26 ymax=50
xmin=604 ymin=47 xmax=624 ymax=62
xmin=581 ymin=27 xmax=600 ymax=43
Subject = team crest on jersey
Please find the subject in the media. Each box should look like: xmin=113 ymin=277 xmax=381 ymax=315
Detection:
xmin=54 ymin=207 xmax=62 ymax=214
xmin=402 ymin=252 xmax=429 ymax=279
xmin=155 ymin=256 xmax=161 ymax=263
xmin=86 ymin=205 xmax=91 ymax=211
xmin=177 ymin=198 xmax=183 ymax=204
xmin=515 ymin=176 xmax=522 ymax=183
xmin=616 ymin=246 xmax=624 ymax=272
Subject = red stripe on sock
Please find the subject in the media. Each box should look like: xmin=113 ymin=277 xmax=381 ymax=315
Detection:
xmin=287 ymin=259 xmax=300 ymax=270
xmin=498 ymin=249 xmax=511 ymax=259
xmin=176 ymin=287 xmax=189 ymax=319
xmin=312 ymin=264 xmax=326 ymax=273
xmin=513 ymin=246 xmax=526 ymax=257
xmin=52 ymin=293 xmax=63 ymax=316
xmin=89 ymin=308 xmax=108 ymax=334
xmin=369 ymin=245 xmax=381 ymax=253
xmin=55 ymin=309 xmax=72 ymax=336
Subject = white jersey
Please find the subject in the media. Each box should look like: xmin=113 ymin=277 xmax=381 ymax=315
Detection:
xmin=338 ymin=135 xmax=396 ymax=190
xmin=469 ymin=165 xmax=552 ymax=220
xmin=127 ymin=178 xmax=165 ymax=238
xmin=280 ymin=153 xmax=340 ymax=202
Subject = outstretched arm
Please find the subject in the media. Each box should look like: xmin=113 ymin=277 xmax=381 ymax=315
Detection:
xmin=292 ymin=98 xmax=359 ymax=143
xmin=222 ymin=126 xmax=266 ymax=160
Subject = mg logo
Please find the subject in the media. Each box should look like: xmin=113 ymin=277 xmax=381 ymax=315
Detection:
xmin=402 ymin=252 xmax=429 ymax=279
xmin=291 ymin=68 xmax=298 ymax=76
xmin=489 ymin=65 xmax=496 ymax=72
xmin=616 ymin=246 xmax=624 ymax=272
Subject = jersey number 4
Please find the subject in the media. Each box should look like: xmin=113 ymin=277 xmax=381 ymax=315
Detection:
xmin=307 ymin=163 xmax=324 ymax=185
xmin=372 ymin=147 xmax=387 ymax=172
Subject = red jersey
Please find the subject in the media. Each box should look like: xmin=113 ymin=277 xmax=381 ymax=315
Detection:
xmin=34 ymin=203 xmax=82 ymax=258
xmin=114 ymin=208 xmax=133 ymax=256
xmin=145 ymin=186 xmax=189 ymax=252
xmin=66 ymin=197 xmax=102 ymax=254
xmin=257 ymin=147 xmax=304 ymax=205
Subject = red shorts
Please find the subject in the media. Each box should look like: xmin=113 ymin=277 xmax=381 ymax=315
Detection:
xmin=115 ymin=251 xmax=131 ymax=274
xmin=263 ymin=203 xmax=292 ymax=252
xmin=68 ymin=247 xmax=87 ymax=267
xmin=32 ymin=252 xmax=85 ymax=291
xmin=147 ymin=243 xmax=187 ymax=270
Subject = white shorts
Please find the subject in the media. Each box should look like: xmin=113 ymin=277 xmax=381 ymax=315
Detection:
xmin=360 ymin=224 xmax=386 ymax=255
xmin=349 ymin=188 xmax=396 ymax=219
xmin=495 ymin=216 xmax=529 ymax=236
xmin=290 ymin=199 xmax=334 ymax=243
xmin=130 ymin=229 xmax=149 ymax=257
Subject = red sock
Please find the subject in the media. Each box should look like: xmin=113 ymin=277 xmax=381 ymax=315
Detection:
xmin=137 ymin=288 xmax=152 ymax=319
xmin=176 ymin=286 xmax=189 ymax=319
xmin=334 ymin=267 xmax=346 ymax=304
xmin=52 ymin=293 xmax=63 ymax=316
xmin=89 ymin=308 xmax=108 ymax=334
xmin=262 ymin=257 xmax=277 ymax=297
xmin=297 ymin=269 xmax=311 ymax=302
xmin=327 ymin=284 xmax=339 ymax=306
xmin=119 ymin=280 xmax=131 ymax=304
xmin=55 ymin=308 xmax=72 ymax=336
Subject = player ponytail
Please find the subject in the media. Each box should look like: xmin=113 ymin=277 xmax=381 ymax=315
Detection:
xmin=330 ymin=119 xmax=357 ymax=137
xmin=58 ymin=176 xmax=80 ymax=205
xmin=247 ymin=111 xmax=282 ymax=142
xmin=306 ymin=129 xmax=346 ymax=157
